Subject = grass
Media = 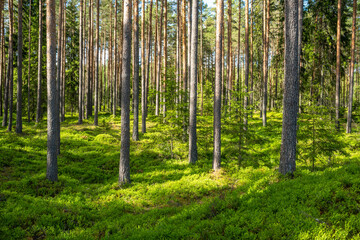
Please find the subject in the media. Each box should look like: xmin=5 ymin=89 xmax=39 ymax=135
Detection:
xmin=1 ymin=111 xmax=360 ymax=239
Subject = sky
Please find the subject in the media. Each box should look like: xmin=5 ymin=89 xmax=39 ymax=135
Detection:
xmin=203 ymin=0 xmax=215 ymax=8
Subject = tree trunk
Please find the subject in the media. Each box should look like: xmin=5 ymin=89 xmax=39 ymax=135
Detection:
xmin=78 ymin=0 xmax=83 ymax=124
xmin=347 ymin=0 xmax=357 ymax=133
xmin=155 ymin=0 xmax=163 ymax=116
xmin=200 ymin=1 xmax=203 ymax=116
xmin=279 ymin=0 xmax=299 ymax=176
xmin=27 ymin=0 xmax=31 ymax=122
xmin=119 ymin=0 xmax=132 ymax=185
xmin=244 ymin=0 xmax=249 ymax=127
xmin=16 ymin=0 xmax=24 ymax=133
xmin=163 ymin=0 xmax=167 ymax=118
xmin=182 ymin=0 xmax=187 ymax=138
xmin=112 ymin=0 xmax=117 ymax=116
xmin=94 ymin=0 xmax=100 ymax=125
xmin=0 ymin=1 xmax=4 ymax=118
xmin=250 ymin=0 xmax=254 ymax=109
xmin=335 ymin=0 xmax=342 ymax=130
xmin=36 ymin=0 xmax=43 ymax=124
xmin=189 ymin=0 xmax=198 ymax=164
xmin=3 ymin=0 xmax=14 ymax=130
xmin=141 ymin=0 xmax=146 ymax=133
xmin=145 ymin=0 xmax=153 ymax=130
xmin=46 ymin=0 xmax=58 ymax=182
xmin=262 ymin=0 xmax=270 ymax=127
xmin=132 ymin=0 xmax=139 ymax=140
xmin=86 ymin=0 xmax=93 ymax=119
xmin=213 ymin=0 xmax=223 ymax=171
xmin=227 ymin=0 xmax=232 ymax=113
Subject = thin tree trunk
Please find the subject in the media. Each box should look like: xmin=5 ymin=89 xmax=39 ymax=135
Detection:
xmin=200 ymin=1 xmax=203 ymax=116
xmin=250 ymin=0 xmax=254 ymax=109
xmin=262 ymin=0 xmax=270 ymax=127
xmin=78 ymin=0 xmax=83 ymax=124
xmin=119 ymin=0 xmax=132 ymax=185
xmin=46 ymin=0 xmax=58 ymax=182
xmin=213 ymin=0 xmax=224 ymax=171
xmin=145 ymin=0 xmax=153 ymax=128
xmin=86 ymin=0 xmax=93 ymax=118
xmin=3 ymin=0 xmax=14 ymax=130
xmin=227 ymin=0 xmax=232 ymax=113
xmin=27 ymin=0 xmax=31 ymax=122
xmin=155 ymin=0 xmax=163 ymax=116
xmin=141 ymin=0 xmax=146 ymax=133
xmin=61 ymin=1 xmax=66 ymax=122
xmin=163 ymin=0 xmax=167 ymax=118
xmin=182 ymin=0 xmax=187 ymax=138
xmin=335 ymin=0 xmax=342 ymax=130
xmin=36 ymin=0 xmax=43 ymax=124
xmin=94 ymin=0 xmax=100 ymax=125
xmin=347 ymin=0 xmax=357 ymax=133
xmin=112 ymin=0 xmax=117 ymax=116
xmin=0 ymin=1 xmax=3 ymax=118
xmin=16 ymin=0 xmax=24 ymax=133
xmin=279 ymin=0 xmax=299 ymax=176
xmin=244 ymin=0 xmax=249 ymax=127
xmin=132 ymin=0 xmax=139 ymax=140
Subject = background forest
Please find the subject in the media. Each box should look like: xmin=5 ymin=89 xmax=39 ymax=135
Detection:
xmin=1 ymin=0 xmax=360 ymax=239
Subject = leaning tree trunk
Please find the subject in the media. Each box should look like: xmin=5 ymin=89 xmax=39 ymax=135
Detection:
xmin=346 ymin=0 xmax=357 ymax=133
xmin=46 ymin=0 xmax=58 ymax=182
xmin=16 ymin=0 xmax=24 ymax=133
xmin=94 ymin=0 xmax=100 ymax=126
xmin=132 ymin=0 xmax=139 ymax=140
xmin=279 ymin=0 xmax=299 ymax=176
xmin=213 ymin=0 xmax=224 ymax=171
xmin=119 ymin=0 xmax=132 ymax=185
xmin=335 ymin=0 xmax=342 ymax=130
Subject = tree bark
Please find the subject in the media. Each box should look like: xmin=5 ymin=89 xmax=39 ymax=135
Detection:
xmin=262 ymin=0 xmax=270 ymax=127
xmin=36 ymin=0 xmax=43 ymax=124
xmin=155 ymin=0 xmax=163 ymax=116
xmin=3 ymin=0 xmax=14 ymax=130
xmin=227 ymin=0 xmax=232 ymax=113
xmin=112 ymin=0 xmax=118 ymax=116
xmin=132 ymin=0 xmax=139 ymax=140
xmin=279 ymin=0 xmax=299 ymax=176
xmin=16 ymin=0 xmax=24 ymax=133
xmin=244 ymin=0 xmax=249 ymax=127
xmin=213 ymin=0 xmax=223 ymax=171
xmin=46 ymin=0 xmax=58 ymax=182
xmin=189 ymin=0 xmax=198 ymax=164
xmin=141 ymin=0 xmax=146 ymax=133
xmin=78 ymin=0 xmax=84 ymax=124
xmin=335 ymin=0 xmax=342 ymax=130
xmin=347 ymin=0 xmax=357 ymax=133
xmin=163 ymin=0 xmax=167 ymax=118
xmin=94 ymin=0 xmax=100 ymax=125
xmin=119 ymin=0 xmax=132 ymax=185
xmin=27 ymin=0 xmax=31 ymax=122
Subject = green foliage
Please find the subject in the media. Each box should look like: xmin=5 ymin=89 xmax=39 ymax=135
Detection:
xmin=1 ymin=113 xmax=360 ymax=239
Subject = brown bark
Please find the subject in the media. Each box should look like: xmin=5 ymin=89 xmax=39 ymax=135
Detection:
xmin=214 ymin=0 xmax=224 ymax=171
xmin=335 ymin=0 xmax=342 ymax=130
xmin=347 ymin=0 xmax=357 ymax=133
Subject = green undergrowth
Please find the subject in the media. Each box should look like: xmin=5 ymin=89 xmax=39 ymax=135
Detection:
xmin=1 ymin=112 xmax=360 ymax=239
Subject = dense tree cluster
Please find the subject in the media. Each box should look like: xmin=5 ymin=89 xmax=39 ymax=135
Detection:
xmin=0 ymin=0 xmax=358 ymax=182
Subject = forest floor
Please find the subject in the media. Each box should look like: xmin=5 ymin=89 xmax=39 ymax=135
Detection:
xmin=1 ymin=111 xmax=360 ymax=239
